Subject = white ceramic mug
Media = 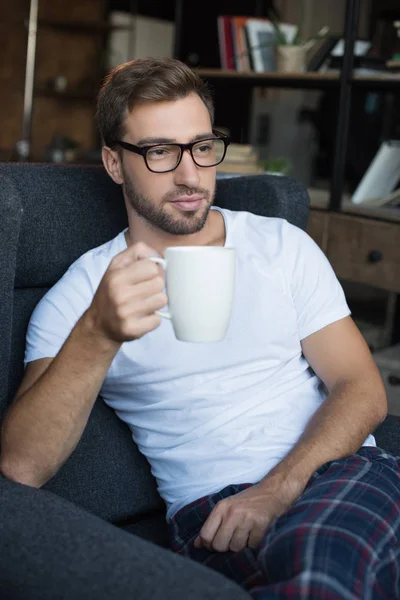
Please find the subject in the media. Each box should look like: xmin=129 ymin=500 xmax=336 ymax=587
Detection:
xmin=148 ymin=246 xmax=236 ymax=342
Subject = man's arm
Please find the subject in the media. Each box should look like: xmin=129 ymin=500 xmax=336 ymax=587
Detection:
xmin=0 ymin=321 xmax=121 ymax=487
xmin=262 ymin=315 xmax=387 ymax=487
xmin=0 ymin=242 xmax=166 ymax=488
xmin=194 ymin=316 xmax=387 ymax=553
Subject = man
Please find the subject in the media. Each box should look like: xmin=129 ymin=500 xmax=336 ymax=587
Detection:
xmin=1 ymin=57 xmax=399 ymax=599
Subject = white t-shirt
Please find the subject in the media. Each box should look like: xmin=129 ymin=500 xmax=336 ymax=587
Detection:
xmin=25 ymin=207 xmax=376 ymax=520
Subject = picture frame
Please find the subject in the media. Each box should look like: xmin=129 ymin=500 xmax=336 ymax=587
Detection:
xmin=245 ymin=19 xmax=297 ymax=73
xmin=307 ymin=36 xmax=372 ymax=72
xmin=306 ymin=35 xmax=341 ymax=72
xmin=351 ymin=140 xmax=400 ymax=205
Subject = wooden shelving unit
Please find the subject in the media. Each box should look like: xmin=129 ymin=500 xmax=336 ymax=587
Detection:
xmin=195 ymin=69 xmax=400 ymax=91
xmin=37 ymin=19 xmax=130 ymax=33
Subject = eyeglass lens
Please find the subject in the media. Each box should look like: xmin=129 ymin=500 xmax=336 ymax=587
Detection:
xmin=146 ymin=138 xmax=225 ymax=172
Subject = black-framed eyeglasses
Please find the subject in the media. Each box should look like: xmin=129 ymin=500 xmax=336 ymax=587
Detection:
xmin=109 ymin=130 xmax=231 ymax=173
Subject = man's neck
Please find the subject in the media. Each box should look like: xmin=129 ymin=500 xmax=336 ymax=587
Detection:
xmin=125 ymin=209 xmax=226 ymax=256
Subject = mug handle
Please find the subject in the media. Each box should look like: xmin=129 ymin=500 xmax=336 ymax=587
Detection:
xmin=147 ymin=257 xmax=172 ymax=320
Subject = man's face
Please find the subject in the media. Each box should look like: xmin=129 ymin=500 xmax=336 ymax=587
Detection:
xmin=119 ymin=94 xmax=217 ymax=236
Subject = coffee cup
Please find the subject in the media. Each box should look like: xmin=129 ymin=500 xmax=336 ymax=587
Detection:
xmin=148 ymin=246 xmax=236 ymax=342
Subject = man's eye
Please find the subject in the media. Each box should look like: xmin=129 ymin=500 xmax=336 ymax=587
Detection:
xmin=195 ymin=143 xmax=213 ymax=154
xmin=147 ymin=147 xmax=170 ymax=159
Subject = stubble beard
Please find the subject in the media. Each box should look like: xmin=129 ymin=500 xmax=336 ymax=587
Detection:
xmin=123 ymin=170 xmax=215 ymax=236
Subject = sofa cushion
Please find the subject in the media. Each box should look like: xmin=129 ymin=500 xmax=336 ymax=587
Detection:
xmin=120 ymin=512 xmax=169 ymax=548
xmin=0 ymin=477 xmax=251 ymax=600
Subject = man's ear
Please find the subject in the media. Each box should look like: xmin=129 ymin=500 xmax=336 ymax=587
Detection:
xmin=102 ymin=146 xmax=124 ymax=185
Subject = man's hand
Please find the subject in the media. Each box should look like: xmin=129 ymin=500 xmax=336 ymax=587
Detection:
xmin=84 ymin=241 xmax=167 ymax=344
xmin=193 ymin=475 xmax=305 ymax=553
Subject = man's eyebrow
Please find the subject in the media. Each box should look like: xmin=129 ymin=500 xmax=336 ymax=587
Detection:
xmin=136 ymin=132 xmax=215 ymax=146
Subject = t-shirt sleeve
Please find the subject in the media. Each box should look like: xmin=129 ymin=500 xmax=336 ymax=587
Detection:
xmin=24 ymin=261 xmax=95 ymax=365
xmin=284 ymin=220 xmax=351 ymax=340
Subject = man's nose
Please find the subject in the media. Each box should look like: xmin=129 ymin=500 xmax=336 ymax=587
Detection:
xmin=173 ymin=149 xmax=200 ymax=188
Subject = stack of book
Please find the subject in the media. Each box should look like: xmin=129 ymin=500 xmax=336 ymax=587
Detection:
xmin=217 ymin=14 xmax=297 ymax=72
xmin=217 ymin=143 xmax=263 ymax=175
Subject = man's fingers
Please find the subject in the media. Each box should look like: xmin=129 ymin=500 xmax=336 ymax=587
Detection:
xmin=196 ymin=512 xmax=223 ymax=552
xmin=210 ymin=518 xmax=237 ymax=553
xmin=228 ymin=525 xmax=250 ymax=553
xmin=111 ymin=241 xmax=160 ymax=269
xmin=138 ymin=292 xmax=168 ymax=316
xmin=248 ymin=527 xmax=266 ymax=550
xmin=112 ymin=268 xmax=165 ymax=299
xmin=110 ymin=258 xmax=164 ymax=289
xmin=129 ymin=313 xmax=162 ymax=338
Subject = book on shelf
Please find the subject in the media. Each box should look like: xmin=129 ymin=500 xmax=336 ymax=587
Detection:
xmin=225 ymin=142 xmax=258 ymax=159
xmin=217 ymin=14 xmax=299 ymax=72
xmin=230 ymin=16 xmax=252 ymax=71
xmin=217 ymin=15 xmax=236 ymax=70
xmin=245 ymin=18 xmax=297 ymax=73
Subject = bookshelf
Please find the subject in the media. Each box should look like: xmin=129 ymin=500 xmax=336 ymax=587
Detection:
xmin=195 ymin=69 xmax=400 ymax=90
xmin=192 ymin=0 xmax=400 ymax=342
xmin=189 ymin=0 xmax=400 ymax=214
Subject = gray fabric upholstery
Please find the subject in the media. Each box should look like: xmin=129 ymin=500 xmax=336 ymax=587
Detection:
xmin=0 ymin=476 xmax=250 ymax=600
xmin=216 ymin=173 xmax=309 ymax=231
xmin=374 ymin=415 xmax=400 ymax=456
xmin=0 ymin=175 xmax=22 ymax=417
xmin=8 ymin=164 xmax=128 ymax=288
xmin=120 ymin=513 xmax=170 ymax=548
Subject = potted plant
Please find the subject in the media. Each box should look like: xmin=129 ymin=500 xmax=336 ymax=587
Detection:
xmin=262 ymin=156 xmax=292 ymax=176
xmin=268 ymin=7 xmax=329 ymax=73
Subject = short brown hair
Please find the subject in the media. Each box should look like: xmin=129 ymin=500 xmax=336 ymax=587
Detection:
xmin=96 ymin=57 xmax=215 ymax=147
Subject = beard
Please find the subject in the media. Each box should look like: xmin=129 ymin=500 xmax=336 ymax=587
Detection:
xmin=122 ymin=168 xmax=215 ymax=236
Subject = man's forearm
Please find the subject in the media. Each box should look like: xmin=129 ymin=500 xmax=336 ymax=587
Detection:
xmin=0 ymin=311 xmax=121 ymax=487
xmin=260 ymin=375 xmax=387 ymax=493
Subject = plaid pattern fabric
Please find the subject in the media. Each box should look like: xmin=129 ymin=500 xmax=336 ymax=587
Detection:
xmin=168 ymin=447 xmax=400 ymax=599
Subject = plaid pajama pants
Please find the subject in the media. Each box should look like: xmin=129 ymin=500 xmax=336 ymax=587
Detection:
xmin=168 ymin=447 xmax=400 ymax=599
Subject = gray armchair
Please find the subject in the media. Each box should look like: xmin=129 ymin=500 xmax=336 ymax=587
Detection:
xmin=0 ymin=162 xmax=397 ymax=599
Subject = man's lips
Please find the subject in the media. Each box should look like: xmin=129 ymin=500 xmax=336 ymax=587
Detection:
xmin=169 ymin=195 xmax=204 ymax=210
xmin=170 ymin=195 xmax=203 ymax=203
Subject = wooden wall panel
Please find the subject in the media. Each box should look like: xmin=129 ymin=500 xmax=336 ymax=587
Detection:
xmin=0 ymin=0 xmax=29 ymax=157
xmin=1 ymin=0 xmax=105 ymax=160
xmin=38 ymin=0 xmax=103 ymax=22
